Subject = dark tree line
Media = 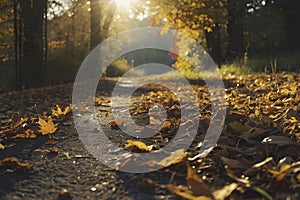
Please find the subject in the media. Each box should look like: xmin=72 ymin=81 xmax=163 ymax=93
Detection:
xmin=13 ymin=0 xmax=47 ymax=89
xmin=11 ymin=0 xmax=117 ymax=89
xmin=4 ymin=0 xmax=300 ymax=90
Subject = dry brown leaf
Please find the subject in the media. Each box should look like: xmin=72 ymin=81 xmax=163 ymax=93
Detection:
xmin=109 ymin=120 xmax=125 ymax=128
xmin=24 ymin=129 xmax=37 ymax=138
xmin=228 ymin=121 xmax=251 ymax=134
xmin=51 ymin=105 xmax=72 ymax=117
xmin=125 ymin=140 xmax=151 ymax=152
xmin=262 ymin=135 xmax=297 ymax=146
xmin=13 ymin=117 xmax=28 ymax=128
xmin=163 ymin=121 xmax=173 ymax=129
xmin=163 ymin=185 xmax=212 ymax=200
xmin=50 ymin=147 xmax=59 ymax=153
xmin=0 ymin=157 xmax=33 ymax=171
xmin=242 ymin=127 xmax=268 ymax=138
xmin=268 ymin=164 xmax=291 ymax=181
xmin=94 ymin=97 xmax=111 ymax=105
xmin=13 ymin=129 xmax=37 ymax=139
xmin=150 ymin=116 xmax=161 ymax=125
xmin=212 ymin=183 xmax=238 ymax=200
xmin=252 ymin=157 xmax=273 ymax=168
xmin=158 ymin=149 xmax=186 ymax=167
xmin=46 ymin=140 xmax=57 ymax=145
xmin=186 ymin=165 xmax=212 ymax=197
xmin=245 ymin=157 xmax=274 ymax=176
xmin=0 ymin=143 xmax=4 ymax=150
xmin=225 ymin=166 xmax=250 ymax=187
xmin=38 ymin=117 xmax=58 ymax=135
xmin=220 ymin=157 xmax=248 ymax=169
xmin=59 ymin=188 xmax=71 ymax=197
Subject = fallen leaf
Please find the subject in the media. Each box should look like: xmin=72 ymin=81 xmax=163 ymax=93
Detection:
xmin=163 ymin=120 xmax=173 ymax=130
xmin=0 ymin=157 xmax=33 ymax=172
xmin=109 ymin=120 xmax=125 ymax=128
xmin=252 ymin=157 xmax=273 ymax=168
xmin=245 ymin=157 xmax=274 ymax=176
xmin=50 ymin=147 xmax=59 ymax=153
xmin=46 ymin=140 xmax=57 ymax=145
xmin=0 ymin=143 xmax=4 ymax=150
xmin=13 ymin=117 xmax=28 ymax=128
xmin=51 ymin=105 xmax=72 ymax=117
xmin=59 ymin=188 xmax=71 ymax=196
xmin=158 ymin=149 xmax=186 ymax=167
xmin=38 ymin=117 xmax=58 ymax=135
xmin=186 ymin=164 xmax=212 ymax=197
xmin=125 ymin=140 xmax=151 ymax=152
xmin=262 ymin=135 xmax=296 ymax=146
xmin=62 ymin=152 xmax=71 ymax=159
xmin=267 ymin=164 xmax=291 ymax=181
xmin=220 ymin=157 xmax=248 ymax=169
xmin=94 ymin=97 xmax=111 ymax=105
xmin=163 ymin=185 xmax=212 ymax=200
xmin=150 ymin=116 xmax=162 ymax=125
xmin=13 ymin=129 xmax=37 ymax=139
xmin=212 ymin=183 xmax=238 ymax=200
xmin=225 ymin=166 xmax=250 ymax=186
xmin=228 ymin=121 xmax=250 ymax=134
xmin=242 ymin=127 xmax=269 ymax=138
xmin=24 ymin=129 xmax=37 ymax=138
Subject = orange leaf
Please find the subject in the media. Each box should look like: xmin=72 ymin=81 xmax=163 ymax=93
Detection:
xmin=46 ymin=140 xmax=57 ymax=145
xmin=50 ymin=147 xmax=59 ymax=153
xmin=110 ymin=120 xmax=125 ymax=128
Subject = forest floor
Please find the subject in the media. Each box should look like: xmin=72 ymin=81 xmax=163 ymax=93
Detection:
xmin=0 ymin=73 xmax=299 ymax=200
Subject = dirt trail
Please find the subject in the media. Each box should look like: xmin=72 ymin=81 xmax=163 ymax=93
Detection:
xmin=0 ymin=81 xmax=181 ymax=200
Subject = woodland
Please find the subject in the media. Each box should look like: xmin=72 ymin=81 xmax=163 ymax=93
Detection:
xmin=0 ymin=0 xmax=299 ymax=199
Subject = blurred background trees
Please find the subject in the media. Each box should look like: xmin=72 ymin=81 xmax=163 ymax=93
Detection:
xmin=0 ymin=0 xmax=299 ymax=92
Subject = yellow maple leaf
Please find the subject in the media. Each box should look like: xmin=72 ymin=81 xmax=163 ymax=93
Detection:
xmin=125 ymin=140 xmax=151 ymax=152
xmin=94 ymin=97 xmax=111 ymax=105
xmin=51 ymin=105 xmax=72 ymax=117
xmin=38 ymin=117 xmax=58 ymax=135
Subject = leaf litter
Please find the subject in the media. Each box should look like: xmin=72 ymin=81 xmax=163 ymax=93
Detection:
xmin=0 ymin=74 xmax=299 ymax=199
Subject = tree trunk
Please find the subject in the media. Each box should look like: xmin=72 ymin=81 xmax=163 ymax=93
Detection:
xmin=44 ymin=2 xmax=48 ymax=77
xmin=90 ymin=0 xmax=102 ymax=50
xmin=90 ymin=0 xmax=116 ymax=50
xmin=205 ymin=24 xmax=222 ymax=67
xmin=13 ymin=0 xmax=21 ymax=90
xmin=20 ymin=0 xmax=47 ymax=88
xmin=102 ymin=1 xmax=116 ymax=41
xmin=226 ymin=0 xmax=245 ymax=62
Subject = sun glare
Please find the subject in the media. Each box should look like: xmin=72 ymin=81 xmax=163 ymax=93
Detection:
xmin=114 ymin=0 xmax=137 ymax=11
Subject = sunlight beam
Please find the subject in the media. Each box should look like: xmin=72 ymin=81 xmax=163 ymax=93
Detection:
xmin=114 ymin=0 xmax=137 ymax=11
